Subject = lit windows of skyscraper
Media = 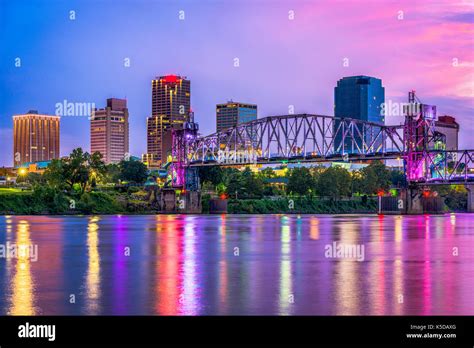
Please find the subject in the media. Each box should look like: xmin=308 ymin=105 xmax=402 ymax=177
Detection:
xmin=146 ymin=75 xmax=191 ymax=167
xmin=13 ymin=111 xmax=60 ymax=167
xmin=216 ymin=101 xmax=257 ymax=132
xmin=90 ymin=98 xmax=129 ymax=164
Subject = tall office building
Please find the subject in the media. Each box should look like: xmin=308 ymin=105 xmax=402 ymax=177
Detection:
xmin=335 ymin=75 xmax=385 ymax=123
xmin=334 ymin=76 xmax=385 ymax=153
xmin=13 ymin=111 xmax=60 ymax=167
xmin=216 ymin=101 xmax=257 ymax=132
xmin=146 ymin=75 xmax=191 ymax=167
xmin=90 ymin=98 xmax=129 ymax=164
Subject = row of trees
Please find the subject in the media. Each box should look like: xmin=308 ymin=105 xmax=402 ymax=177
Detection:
xmin=19 ymin=149 xmax=403 ymax=200
xmin=200 ymin=161 xmax=406 ymax=199
xmin=287 ymin=161 xmax=396 ymax=198
xmin=19 ymin=148 xmax=148 ymax=193
xmin=200 ymin=166 xmax=269 ymax=197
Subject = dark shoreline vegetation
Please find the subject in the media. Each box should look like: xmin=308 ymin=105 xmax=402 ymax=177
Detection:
xmin=0 ymin=147 xmax=468 ymax=215
xmin=226 ymin=197 xmax=378 ymax=214
xmin=0 ymin=186 xmax=467 ymax=216
xmin=0 ymin=188 xmax=468 ymax=215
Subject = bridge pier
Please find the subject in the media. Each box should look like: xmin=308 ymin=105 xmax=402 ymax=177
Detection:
xmin=405 ymin=187 xmax=423 ymax=215
xmin=159 ymin=188 xmax=202 ymax=213
xmin=466 ymin=184 xmax=474 ymax=213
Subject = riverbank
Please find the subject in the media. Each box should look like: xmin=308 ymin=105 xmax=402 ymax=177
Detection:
xmin=0 ymin=188 xmax=379 ymax=215
xmin=226 ymin=197 xmax=378 ymax=214
xmin=0 ymin=188 xmax=127 ymax=215
xmin=0 ymin=188 xmax=466 ymax=215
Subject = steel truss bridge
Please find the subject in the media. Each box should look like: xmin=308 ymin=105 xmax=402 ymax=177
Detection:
xmin=172 ymin=112 xmax=474 ymax=186
xmin=188 ymin=114 xmax=405 ymax=164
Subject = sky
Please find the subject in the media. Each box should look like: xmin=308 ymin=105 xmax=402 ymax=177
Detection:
xmin=0 ymin=0 xmax=473 ymax=167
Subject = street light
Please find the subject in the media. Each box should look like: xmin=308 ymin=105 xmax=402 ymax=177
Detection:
xmin=18 ymin=168 xmax=27 ymax=176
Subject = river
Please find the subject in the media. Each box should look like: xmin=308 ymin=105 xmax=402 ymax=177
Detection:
xmin=0 ymin=214 xmax=472 ymax=315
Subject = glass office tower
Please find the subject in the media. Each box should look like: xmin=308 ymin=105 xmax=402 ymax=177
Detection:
xmin=334 ymin=75 xmax=385 ymax=154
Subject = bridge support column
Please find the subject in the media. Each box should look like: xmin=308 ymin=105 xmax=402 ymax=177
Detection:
xmin=466 ymin=184 xmax=474 ymax=213
xmin=406 ymin=187 xmax=423 ymax=215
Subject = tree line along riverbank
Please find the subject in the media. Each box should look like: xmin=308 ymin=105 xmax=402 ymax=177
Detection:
xmin=0 ymin=148 xmax=468 ymax=215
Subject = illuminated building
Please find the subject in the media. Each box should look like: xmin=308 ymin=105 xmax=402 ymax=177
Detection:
xmin=90 ymin=98 xmax=129 ymax=164
xmin=435 ymin=115 xmax=459 ymax=150
xmin=216 ymin=101 xmax=257 ymax=132
xmin=146 ymin=75 xmax=191 ymax=168
xmin=13 ymin=111 xmax=60 ymax=167
xmin=17 ymin=161 xmax=51 ymax=175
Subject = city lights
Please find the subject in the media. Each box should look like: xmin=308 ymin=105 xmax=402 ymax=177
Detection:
xmin=0 ymin=0 xmax=473 ymax=345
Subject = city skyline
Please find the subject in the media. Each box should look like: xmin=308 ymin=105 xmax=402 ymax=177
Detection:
xmin=1 ymin=0 xmax=473 ymax=167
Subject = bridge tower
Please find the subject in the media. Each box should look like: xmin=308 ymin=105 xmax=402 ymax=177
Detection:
xmin=403 ymin=91 xmax=445 ymax=213
xmin=159 ymin=116 xmax=202 ymax=213
xmin=403 ymin=90 xmax=438 ymax=182
xmin=170 ymin=117 xmax=200 ymax=190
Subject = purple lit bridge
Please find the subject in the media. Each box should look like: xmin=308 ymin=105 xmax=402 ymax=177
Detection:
xmin=170 ymin=95 xmax=474 ymax=212
xmin=174 ymin=114 xmax=473 ymax=183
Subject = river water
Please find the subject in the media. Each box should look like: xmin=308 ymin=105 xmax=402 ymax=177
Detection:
xmin=0 ymin=214 xmax=472 ymax=315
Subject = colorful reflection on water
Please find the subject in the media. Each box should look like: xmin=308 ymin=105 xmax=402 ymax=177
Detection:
xmin=0 ymin=214 xmax=473 ymax=315
xmin=9 ymin=220 xmax=35 ymax=315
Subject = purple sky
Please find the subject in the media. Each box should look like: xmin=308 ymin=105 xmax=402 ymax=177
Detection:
xmin=0 ymin=0 xmax=473 ymax=166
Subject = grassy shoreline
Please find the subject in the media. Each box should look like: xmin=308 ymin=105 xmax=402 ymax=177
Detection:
xmin=0 ymin=188 xmax=466 ymax=215
xmin=0 ymin=189 xmax=379 ymax=215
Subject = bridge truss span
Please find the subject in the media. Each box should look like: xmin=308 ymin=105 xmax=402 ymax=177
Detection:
xmin=408 ymin=149 xmax=474 ymax=184
xmin=187 ymin=114 xmax=405 ymax=165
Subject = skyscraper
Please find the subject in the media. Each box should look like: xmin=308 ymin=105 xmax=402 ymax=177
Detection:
xmin=146 ymin=75 xmax=191 ymax=167
xmin=216 ymin=101 xmax=257 ymax=132
xmin=13 ymin=111 xmax=60 ymax=167
xmin=334 ymin=75 xmax=385 ymax=123
xmin=90 ymin=98 xmax=129 ymax=164
xmin=334 ymin=75 xmax=385 ymax=153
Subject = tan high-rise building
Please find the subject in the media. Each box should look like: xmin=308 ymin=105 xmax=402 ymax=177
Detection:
xmin=90 ymin=98 xmax=129 ymax=164
xmin=13 ymin=111 xmax=60 ymax=167
xmin=146 ymin=75 xmax=190 ymax=167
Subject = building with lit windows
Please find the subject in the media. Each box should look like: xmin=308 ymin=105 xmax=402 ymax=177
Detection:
xmin=216 ymin=101 xmax=257 ymax=132
xmin=146 ymin=75 xmax=191 ymax=167
xmin=13 ymin=111 xmax=60 ymax=167
xmin=90 ymin=98 xmax=129 ymax=164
